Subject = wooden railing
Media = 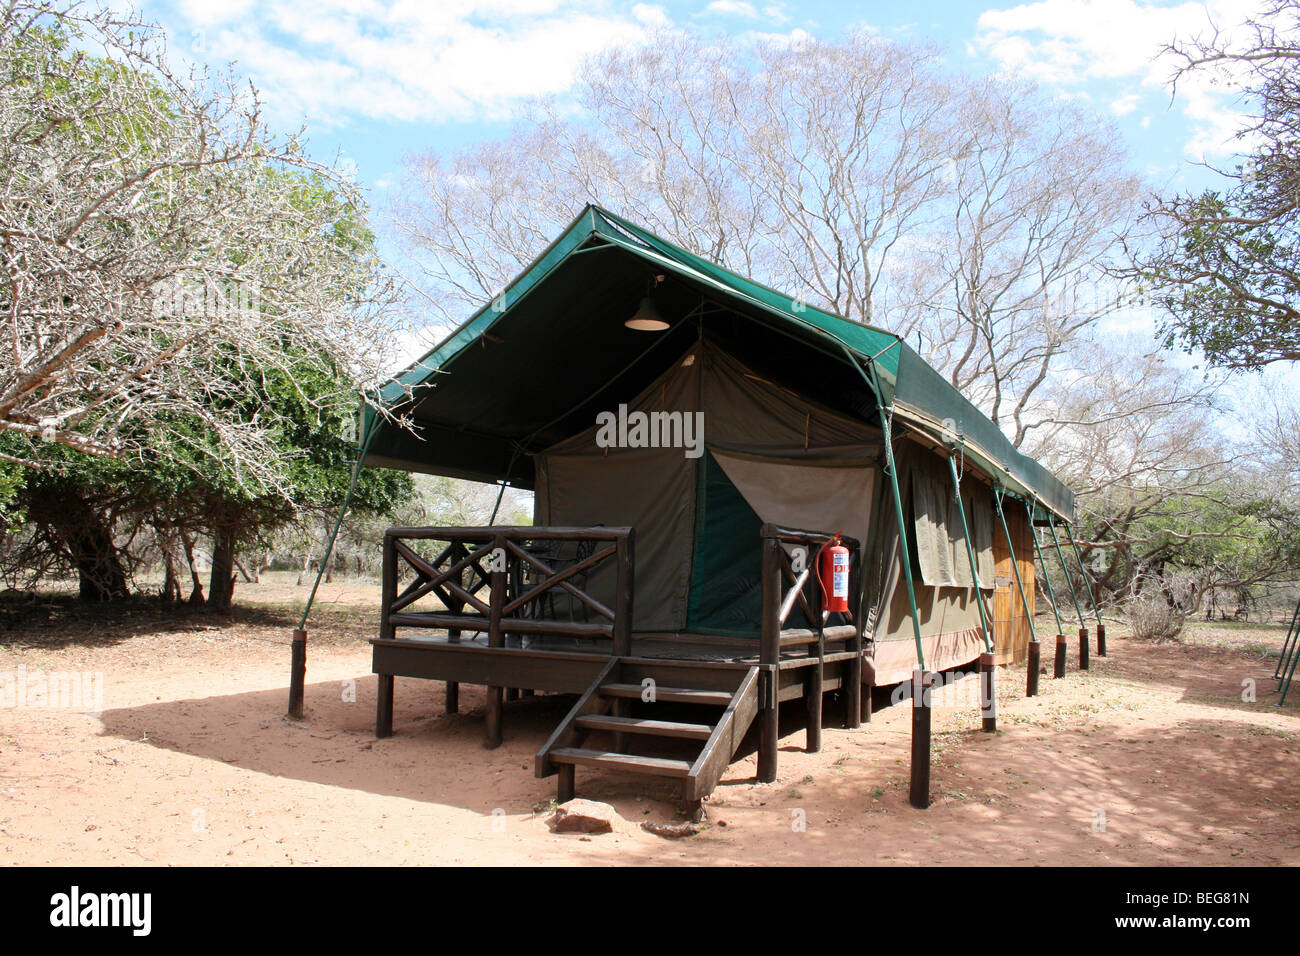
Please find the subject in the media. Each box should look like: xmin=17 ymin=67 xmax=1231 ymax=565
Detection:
xmin=759 ymin=523 xmax=862 ymax=668
xmin=379 ymin=526 xmax=635 ymax=656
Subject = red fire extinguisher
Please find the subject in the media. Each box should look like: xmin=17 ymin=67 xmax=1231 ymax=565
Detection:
xmin=816 ymin=535 xmax=850 ymax=614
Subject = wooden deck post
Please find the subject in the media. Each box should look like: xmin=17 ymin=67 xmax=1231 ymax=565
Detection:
xmin=845 ymin=656 xmax=862 ymax=730
xmin=376 ymin=673 xmax=394 ymax=738
xmin=613 ymin=529 xmax=635 ymax=658
xmin=1079 ymin=627 xmax=1090 ymax=670
xmin=485 ymin=531 xmax=506 ymax=749
xmin=758 ymin=533 xmax=781 ymax=783
xmin=861 ymin=658 xmax=874 ymax=724
xmin=979 ymin=652 xmax=997 ymax=732
xmin=909 ymin=670 xmax=933 ymax=809
xmin=445 ymin=626 xmax=459 ymax=715
xmin=1026 ymin=639 xmax=1041 ymax=697
xmin=805 ymin=666 xmax=823 ymax=753
xmin=806 ymin=555 xmax=824 ymax=753
xmin=557 ymin=764 xmax=575 ymax=804
xmin=287 ymin=628 xmax=307 ymax=719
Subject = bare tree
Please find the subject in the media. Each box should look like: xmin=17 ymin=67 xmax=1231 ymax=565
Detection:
xmin=895 ymin=76 xmax=1143 ymax=445
xmin=393 ymin=30 xmax=1140 ymax=453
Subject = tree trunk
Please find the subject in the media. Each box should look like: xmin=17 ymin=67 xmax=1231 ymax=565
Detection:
xmin=180 ymin=529 xmax=205 ymax=604
xmin=68 ymin=518 xmax=130 ymax=602
xmin=208 ymin=528 xmax=236 ymax=613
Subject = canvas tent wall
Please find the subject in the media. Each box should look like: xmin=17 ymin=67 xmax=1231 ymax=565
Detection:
xmin=357 ymin=203 xmax=1067 ymax=683
xmin=533 ymin=337 xmax=880 ymax=635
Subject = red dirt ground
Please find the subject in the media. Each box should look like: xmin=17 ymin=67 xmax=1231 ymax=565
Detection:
xmin=2 ymin=576 xmax=1297 ymax=865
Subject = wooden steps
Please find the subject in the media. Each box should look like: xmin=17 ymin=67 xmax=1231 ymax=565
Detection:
xmin=598 ymin=683 xmax=733 ymax=706
xmin=549 ymin=747 xmax=691 ymax=777
xmin=535 ymin=659 xmax=761 ymax=810
xmin=574 ymin=714 xmax=714 ymax=740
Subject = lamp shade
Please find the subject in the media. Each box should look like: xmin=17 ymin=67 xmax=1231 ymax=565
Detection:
xmin=624 ymin=295 xmax=669 ymax=331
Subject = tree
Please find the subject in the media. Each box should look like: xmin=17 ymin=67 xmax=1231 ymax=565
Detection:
xmin=5 ymin=354 xmax=413 ymax=606
xmin=1132 ymin=0 xmax=1300 ymax=369
xmin=393 ymin=29 xmax=1140 ymax=453
xmin=0 ymin=3 xmax=402 ymax=487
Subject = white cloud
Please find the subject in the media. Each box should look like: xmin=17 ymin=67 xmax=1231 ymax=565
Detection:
xmin=1111 ymin=92 xmax=1140 ymax=115
xmin=150 ymin=0 xmax=664 ymax=129
xmin=702 ymin=0 xmax=760 ymax=17
xmin=973 ymin=0 xmax=1268 ymax=158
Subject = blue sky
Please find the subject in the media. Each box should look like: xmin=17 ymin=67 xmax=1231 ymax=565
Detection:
xmin=128 ymin=0 xmax=1297 ymax=414
xmin=138 ymin=0 xmax=1265 ymax=203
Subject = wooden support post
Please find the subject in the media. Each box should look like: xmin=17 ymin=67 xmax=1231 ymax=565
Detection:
xmin=505 ymin=687 xmax=519 ymax=702
xmin=1097 ymin=623 xmax=1107 ymax=657
xmin=862 ymin=658 xmax=874 ymax=724
xmin=612 ymin=530 xmax=635 ymax=658
xmin=910 ymin=670 xmax=933 ymax=810
xmin=379 ymin=533 xmax=396 ymax=640
xmin=805 ymin=664 xmax=823 ymax=753
xmin=485 ymin=532 xmax=506 ymax=749
xmin=1078 ymin=627 xmax=1090 ymax=670
xmin=557 ymin=764 xmax=575 ymax=804
xmin=758 ymin=534 xmax=781 ymax=783
xmin=376 ymin=673 xmax=394 ymax=738
xmin=845 ymin=654 xmax=862 ymax=730
xmin=979 ymin=652 xmax=997 ymax=733
xmin=445 ymin=628 xmax=460 ymax=714
xmin=485 ymin=685 xmax=503 ymax=749
xmin=1026 ymin=640 xmax=1041 ymax=698
xmin=758 ymin=672 xmax=779 ymax=783
xmin=287 ymin=628 xmax=307 ymax=720
xmin=1054 ymin=633 xmax=1067 ymax=679
xmin=807 ymin=558 xmax=824 ymax=753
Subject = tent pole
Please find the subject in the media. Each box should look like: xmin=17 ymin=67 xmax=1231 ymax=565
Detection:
xmin=854 ymin=356 xmax=926 ymax=674
xmin=1024 ymin=502 xmax=1064 ymax=697
xmin=850 ymin=351 xmax=928 ymax=808
xmin=1045 ymin=519 xmax=1086 ymax=675
xmin=1026 ymin=502 xmax=1066 ymax=636
xmin=947 ymin=453 xmax=996 ymax=730
xmin=289 ymin=405 xmax=382 ymax=720
xmin=1046 ymin=519 xmax=1087 ymax=629
xmin=1068 ymin=528 xmax=1106 ymax=657
xmin=879 ymin=406 xmax=927 ymax=673
xmin=946 ymin=453 xmax=993 ymax=653
xmin=993 ymin=486 xmax=1037 ymax=656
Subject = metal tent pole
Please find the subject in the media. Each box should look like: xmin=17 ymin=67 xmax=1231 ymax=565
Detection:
xmin=850 ymin=351 xmax=930 ymax=809
xmin=1068 ymin=528 xmax=1106 ymax=656
xmin=1275 ymin=595 xmax=1300 ymax=680
xmin=1024 ymin=501 xmax=1065 ymax=697
xmin=993 ymin=488 xmax=1038 ymax=682
xmin=288 ymin=407 xmax=382 ymax=720
xmin=947 ymin=453 xmax=997 ymax=731
xmin=1027 ymin=503 xmax=1066 ymax=635
xmin=1046 ymin=520 xmax=1086 ymax=674
xmin=947 ymin=453 xmax=993 ymax=652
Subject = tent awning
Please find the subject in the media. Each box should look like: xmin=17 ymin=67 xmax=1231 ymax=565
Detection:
xmin=365 ymin=204 xmax=1075 ymax=521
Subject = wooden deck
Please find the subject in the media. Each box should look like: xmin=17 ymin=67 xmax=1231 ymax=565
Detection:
xmin=370 ymin=523 xmax=869 ymax=811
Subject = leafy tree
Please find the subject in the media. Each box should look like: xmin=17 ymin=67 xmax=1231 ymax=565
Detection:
xmin=1133 ymin=0 xmax=1300 ymax=369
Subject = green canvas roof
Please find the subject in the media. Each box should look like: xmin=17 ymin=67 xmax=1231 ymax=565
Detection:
xmin=364 ymin=204 xmax=1075 ymax=520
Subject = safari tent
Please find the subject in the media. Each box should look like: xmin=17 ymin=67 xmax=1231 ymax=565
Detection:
xmin=292 ymin=204 xmax=1090 ymax=812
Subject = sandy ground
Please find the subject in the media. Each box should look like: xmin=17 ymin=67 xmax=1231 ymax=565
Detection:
xmin=2 ymin=575 xmax=1298 ymax=866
